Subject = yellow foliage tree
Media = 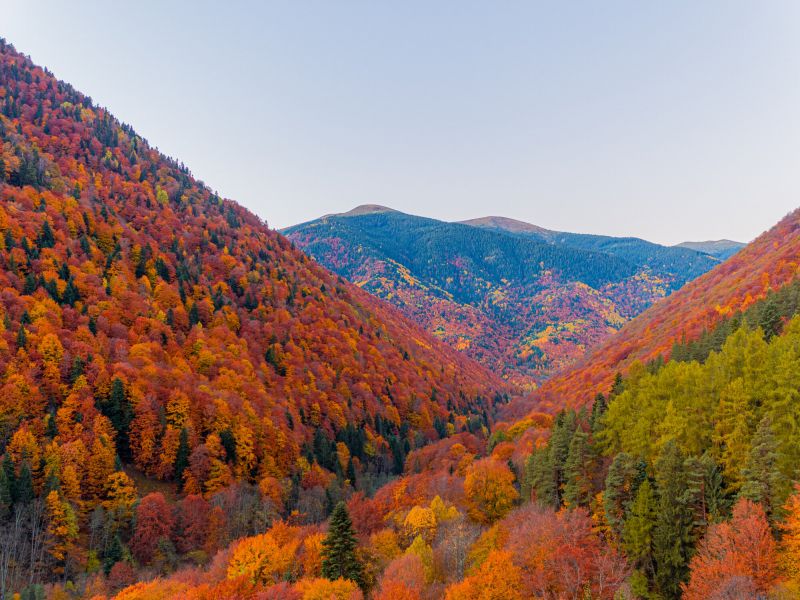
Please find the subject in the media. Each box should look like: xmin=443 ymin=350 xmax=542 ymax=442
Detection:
xmin=103 ymin=471 xmax=138 ymax=530
xmin=463 ymin=458 xmax=519 ymax=524
xmin=404 ymin=506 xmax=437 ymax=543
xmin=227 ymin=523 xmax=301 ymax=585
xmin=45 ymin=490 xmax=78 ymax=574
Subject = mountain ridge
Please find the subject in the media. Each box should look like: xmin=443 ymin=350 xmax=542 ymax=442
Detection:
xmin=286 ymin=206 xmax=722 ymax=386
xmin=505 ymin=206 xmax=800 ymax=419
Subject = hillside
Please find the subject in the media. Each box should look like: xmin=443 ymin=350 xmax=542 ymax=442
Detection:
xmin=508 ymin=207 xmax=800 ymax=417
xmin=0 ymin=39 xmax=508 ymax=591
xmin=104 ymin=214 xmax=800 ymax=599
xmin=286 ymin=208 xmax=720 ymax=386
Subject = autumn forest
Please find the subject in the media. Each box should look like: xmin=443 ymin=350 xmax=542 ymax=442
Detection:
xmin=1 ymin=30 xmax=800 ymax=600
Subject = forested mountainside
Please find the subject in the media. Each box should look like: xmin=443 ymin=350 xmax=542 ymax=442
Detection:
xmin=286 ymin=208 xmax=720 ymax=387
xmin=0 ymin=39 xmax=508 ymax=596
xmin=107 ymin=237 xmax=800 ymax=599
xmin=509 ymin=206 xmax=800 ymax=417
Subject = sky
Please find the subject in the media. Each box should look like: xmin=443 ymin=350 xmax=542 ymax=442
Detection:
xmin=3 ymin=1 xmax=800 ymax=245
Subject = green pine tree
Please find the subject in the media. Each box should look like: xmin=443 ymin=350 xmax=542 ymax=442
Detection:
xmin=16 ymin=461 xmax=34 ymax=506
xmin=527 ymin=446 xmax=558 ymax=508
xmin=101 ymin=378 xmax=133 ymax=460
xmin=740 ymin=415 xmax=783 ymax=519
xmin=0 ymin=464 xmax=12 ymax=519
xmin=563 ymin=429 xmax=594 ymax=508
xmin=652 ymin=441 xmax=694 ymax=600
xmin=549 ymin=410 xmax=577 ymax=505
xmin=589 ymin=393 xmax=607 ymax=434
xmin=604 ymin=452 xmax=641 ymax=538
xmin=1 ymin=454 xmax=16 ymax=508
xmin=321 ymin=502 xmax=365 ymax=589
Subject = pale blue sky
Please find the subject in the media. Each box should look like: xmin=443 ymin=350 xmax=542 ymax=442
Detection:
xmin=4 ymin=1 xmax=800 ymax=244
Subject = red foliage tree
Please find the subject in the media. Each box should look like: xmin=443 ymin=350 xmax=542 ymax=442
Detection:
xmin=131 ymin=492 xmax=176 ymax=564
xmin=683 ymin=498 xmax=781 ymax=599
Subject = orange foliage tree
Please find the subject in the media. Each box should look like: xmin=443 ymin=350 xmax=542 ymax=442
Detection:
xmin=463 ymin=458 xmax=519 ymax=523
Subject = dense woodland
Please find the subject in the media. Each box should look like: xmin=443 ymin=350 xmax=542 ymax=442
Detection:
xmin=287 ymin=211 xmax=719 ymax=387
xmin=0 ymin=34 xmax=799 ymax=600
xmin=514 ymin=204 xmax=800 ymax=415
xmin=84 ymin=285 xmax=800 ymax=599
xmin=0 ymin=39 xmax=509 ymax=598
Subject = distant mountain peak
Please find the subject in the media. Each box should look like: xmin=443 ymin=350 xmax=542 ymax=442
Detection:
xmin=459 ymin=215 xmax=551 ymax=235
xmin=674 ymin=239 xmax=745 ymax=260
xmin=339 ymin=204 xmax=399 ymax=217
xmin=676 ymin=239 xmax=744 ymax=249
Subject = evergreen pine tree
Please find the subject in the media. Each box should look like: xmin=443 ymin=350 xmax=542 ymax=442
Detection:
xmin=321 ymin=502 xmax=365 ymax=588
xmin=759 ymin=296 xmax=782 ymax=340
xmin=103 ymin=534 xmax=125 ymax=575
xmin=652 ymin=441 xmax=694 ymax=599
xmin=17 ymin=325 xmax=27 ymax=349
xmin=528 ymin=446 xmax=558 ymax=508
xmin=16 ymin=461 xmax=34 ymax=506
xmin=589 ymin=393 xmax=607 ymax=434
xmin=0 ymin=464 xmax=12 ymax=519
xmin=549 ymin=410 xmax=576 ymax=505
xmin=610 ymin=372 xmax=624 ymax=396
xmin=740 ymin=415 xmax=783 ymax=519
xmin=563 ymin=429 xmax=593 ymax=508
xmin=38 ymin=220 xmax=55 ymax=248
xmin=101 ymin=378 xmax=133 ymax=460
xmin=1 ymin=454 xmax=16 ymax=508
xmin=604 ymin=452 xmax=640 ymax=538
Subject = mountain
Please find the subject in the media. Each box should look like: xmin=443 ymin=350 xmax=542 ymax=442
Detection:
xmin=484 ymin=208 xmax=800 ymax=600
xmin=459 ymin=215 xmax=551 ymax=235
xmin=675 ymin=239 xmax=745 ymax=260
xmin=112 ymin=204 xmax=800 ymax=599
xmin=286 ymin=207 xmax=721 ymax=386
xmin=0 ymin=39 xmax=507 ymax=588
xmin=506 ymin=207 xmax=800 ymax=417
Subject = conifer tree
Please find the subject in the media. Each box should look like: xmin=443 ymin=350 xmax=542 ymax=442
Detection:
xmin=0 ymin=464 xmax=12 ymax=519
xmin=16 ymin=461 xmax=34 ymax=506
xmin=548 ymin=410 xmax=576 ymax=505
xmin=563 ymin=429 xmax=593 ymax=508
xmin=604 ymin=452 xmax=641 ymax=539
xmin=740 ymin=416 xmax=783 ymax=520
xmin=321 ymin=501 xmax=365 ymax=589
xmin=101 ymin=378 xmax=133 ymax=460
xmin=589 ymin=393 xmax=607 ymax=434
xmin=526 ymin=447 xmax=558 ymax=508
xmin=0 ymin=454 xmax=15 ymax=498
xmin=653 ymin=441 xmax=695 ymax=599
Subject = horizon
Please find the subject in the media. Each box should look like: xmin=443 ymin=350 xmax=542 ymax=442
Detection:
xmin=286 ymin=202 xmax=749 ymax=246
xmin=5 ymin=1 xmax=800 ymax=245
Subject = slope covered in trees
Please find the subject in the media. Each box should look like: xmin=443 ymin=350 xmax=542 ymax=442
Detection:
xmin=511 ymin=206 xmax=800 ymax=415
xmin=0 ymin=39 xmax=508 ymax=594
xmin=286 ymin=208 xmax=720 ymax=387
xmin=105 ymin=298 xmax=800 ymax=599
